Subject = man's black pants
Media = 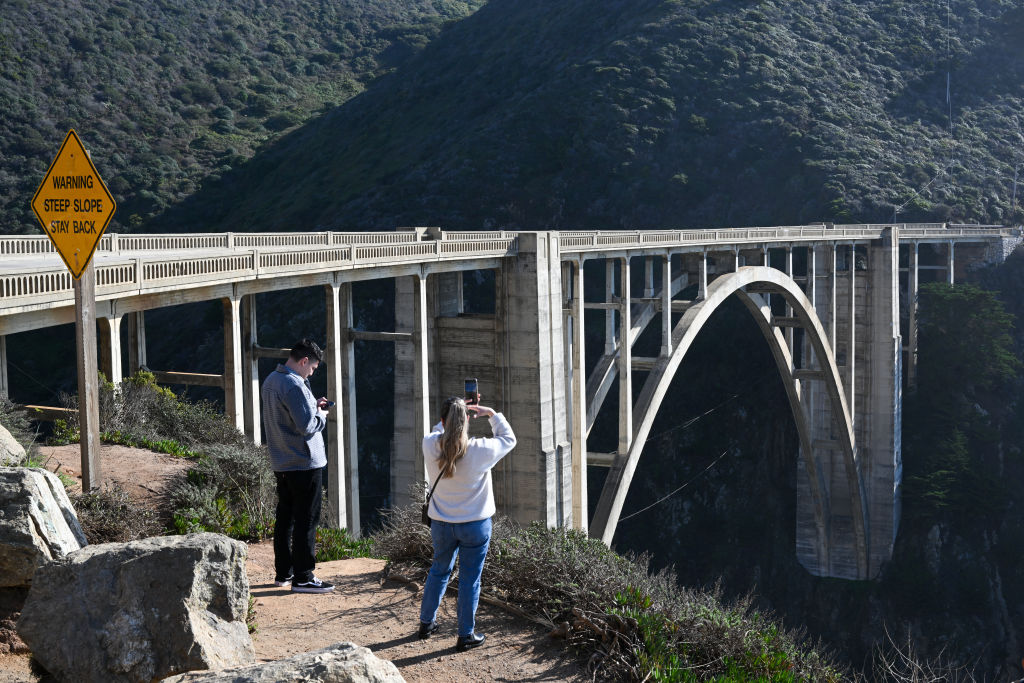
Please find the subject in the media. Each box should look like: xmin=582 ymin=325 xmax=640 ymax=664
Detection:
xmin=273 ymin=467 xmax=323 ymax=583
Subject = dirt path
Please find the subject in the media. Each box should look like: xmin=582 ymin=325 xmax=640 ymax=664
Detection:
xmin=0 ymin=445 xmax=587 ymax=682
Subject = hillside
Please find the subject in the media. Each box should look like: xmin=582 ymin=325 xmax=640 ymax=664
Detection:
xmin=3 ymin=2 xmax=1023 ymax=234
xmin=0 ymin=0 xmax=484 ymax=234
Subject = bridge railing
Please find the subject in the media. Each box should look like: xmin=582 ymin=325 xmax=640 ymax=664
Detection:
xmin=0 ymin=234 xmax=520 ymax=311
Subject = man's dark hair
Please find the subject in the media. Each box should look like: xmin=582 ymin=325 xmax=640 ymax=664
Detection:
xmin=289 ymin=338 xmax=323 ymax=363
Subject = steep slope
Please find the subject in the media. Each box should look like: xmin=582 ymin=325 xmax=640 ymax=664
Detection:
xmin=153 ymin=0 xmax=1024 ymax=232
xmin=0 ymin=0 xmax=484 ymax=233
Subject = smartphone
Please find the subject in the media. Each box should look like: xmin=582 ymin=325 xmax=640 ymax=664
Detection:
xmin=325 ymin=400 xmax=335 ymax=408
xmin=464 ymin=378 xmax=479 ymax=405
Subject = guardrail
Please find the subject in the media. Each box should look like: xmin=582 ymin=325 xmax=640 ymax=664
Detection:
xmin=0 ymin=235 xmax=520 ymax=312
xmin=0 ymin=225 xmax=1012 ymax=313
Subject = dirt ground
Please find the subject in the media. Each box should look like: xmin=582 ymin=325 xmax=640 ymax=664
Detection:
xmin=0 ymin=445 xmax=587 ymax=682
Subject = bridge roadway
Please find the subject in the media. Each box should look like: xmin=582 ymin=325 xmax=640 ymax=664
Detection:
xmin=0 ymin=223 xmax=1018 ymax=580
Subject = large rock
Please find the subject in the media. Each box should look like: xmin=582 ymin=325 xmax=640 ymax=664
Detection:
xmin=163 ymin=642 xmax=405 ymax=683
xmin=0 ymin=423 xmax=25 ymax=466
xmin=17 ymin=533 xmax=255 ymax=682
xmin=0 ymin=467 xmax=86 ymax=587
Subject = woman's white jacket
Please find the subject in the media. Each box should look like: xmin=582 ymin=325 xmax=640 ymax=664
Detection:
xmin=423 ymin=413 xmax=516 ymax=523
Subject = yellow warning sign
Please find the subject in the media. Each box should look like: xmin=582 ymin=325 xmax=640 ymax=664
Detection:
xmin=31 ymin=130 xmax=117 ymax=279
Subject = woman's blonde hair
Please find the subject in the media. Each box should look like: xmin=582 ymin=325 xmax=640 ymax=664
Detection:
xmin=439 ymin=397 xmax=469 ymax=478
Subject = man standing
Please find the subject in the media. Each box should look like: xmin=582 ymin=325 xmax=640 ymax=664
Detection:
xmin=261 ymin=338 xmax=335 ymax=593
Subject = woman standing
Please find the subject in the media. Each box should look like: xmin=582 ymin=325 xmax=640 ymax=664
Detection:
xmin=418 ymin=397 xmax=516 ymax=651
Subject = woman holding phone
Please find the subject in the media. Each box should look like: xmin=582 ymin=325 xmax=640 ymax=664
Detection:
xmin=417 ymin=396 xmax=516 ymax=651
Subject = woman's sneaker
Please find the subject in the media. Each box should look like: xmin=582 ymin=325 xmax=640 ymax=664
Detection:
xmin=292 ymin=576 xmax=335 ymax=593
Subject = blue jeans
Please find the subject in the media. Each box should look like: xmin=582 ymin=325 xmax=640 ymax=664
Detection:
xmin=419 ymin=517 xmax=492 ymax=637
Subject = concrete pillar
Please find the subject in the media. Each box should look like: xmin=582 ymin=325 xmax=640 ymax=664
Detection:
xmin=222 ymin=296 xmax=244 ymax=433
xmin=391 ymin=276 xmax=418 ymax=508
xmin=0 ymin=335 xmax=8 ymax=399
xmin=907 ymin=243 xmax=919 ymax=387
xmin=325 ymin=284 xmax=347 ymax=530
xmin=864 ymin=227 xmax=902 ymax=575
xmin=496 ymin=232 xmax=570 ymax=527
xmin=436 ymin=271 xmax=463 ymax=316
xmin=98 ymin=315 xmax=123 ymax=385
xmin=240 ymin=295 xmax=261 ymax=445
xmin=698 ymin=252 xmax=708 ymax=299
xmin=785 ymin=247 xmax=794 ymax=354
xmin=126 ymin=311 xmax=147 ymax=374
xmin=661 ymin=254 xmax=672 ymax=357
xmin=644 ymin=257 xmax=655 ymax=298
xmin=848 ymin=244 xmax=856 ymax=421
xmin=829 ymin=245 xmax=837 ymax=348
xmin=605 ymin=260 xmax=616 ymax=354
xmin=947 ymin=240 xmax=955 ymax=284
xmin=570 ymin=260 xmax=588 ymax=531
xmin=618 ymin=257 xmax=632 ymax=458
xmin=413 ymin=274 xmax=430 ymax=485
xmin=326 ymin=283 xmax=360 ymax=535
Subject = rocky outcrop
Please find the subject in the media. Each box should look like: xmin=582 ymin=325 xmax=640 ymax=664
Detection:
xmin=0 ymin=467 xmax=86 ymax=587
xmin=17 ymin=533 xmax=254 ymax=682
xmin=163 ymin=642 xmax=405 ymax=683
xmin=0 ymin=424 xmax=25 ymax=466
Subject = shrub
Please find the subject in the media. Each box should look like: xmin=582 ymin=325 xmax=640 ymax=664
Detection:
xmin=70 ymin=484 xmax=163 ymax=543
xmin=316 ymin=527 xmax=376 ymax=562
xmin=374 ymin=500 xmax=844 ymax=681
xmin=167 ymin=442 xmax=275 ymax=541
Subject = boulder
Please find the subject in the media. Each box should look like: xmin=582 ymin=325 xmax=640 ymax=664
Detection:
xmin=163 ymin=642 xmax=405 ymax=683
xmin=17 ymin=533 xmax=255 ymax=682
xmin=0 ymin=467 xmax=86 ymax=587
xmin=0 ymin=423 xmax=25 ymax=466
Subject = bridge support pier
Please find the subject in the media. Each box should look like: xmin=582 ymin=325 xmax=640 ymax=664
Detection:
xmin=241 ymin=295 xmax=261 ymax=445
xmin=326 ymin=283 xmax=359 ymax=534
xmin=126 ymin=311 xmax=147 ymax=376
xmin=222 ymin=296 xmax=244 ymax=433
xmin=798 ymin=228 xmax=901 ymax=578
xmin=496 ymin=233 xmax=571 ymax=526
xmin=98 ymin=315 xmax=123 ymax=385
xmin=0 ymin=335 xmax=7 ymax=399
xmin=568 ymin=260 xmax=588 ymax=531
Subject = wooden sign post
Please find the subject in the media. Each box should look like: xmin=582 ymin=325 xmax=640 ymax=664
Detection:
xmin=31 ymin=130 xmax=116 ymax=491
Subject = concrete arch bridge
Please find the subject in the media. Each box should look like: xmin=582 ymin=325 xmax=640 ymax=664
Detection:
xmin=0 ymin=224 xmax=1018 ymax=579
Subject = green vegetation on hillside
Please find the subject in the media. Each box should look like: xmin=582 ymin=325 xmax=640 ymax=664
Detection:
xmin=0 ymin=0 xmax=483 ymax=233
xmin=152 ymin=0 xmax=1024 ymax=232
xmin=3 ymin=1 xmax=1022 ymax=234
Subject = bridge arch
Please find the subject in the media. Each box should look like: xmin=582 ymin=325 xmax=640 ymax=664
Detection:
xmin=589 ymin=265 xmax=868 ymax=577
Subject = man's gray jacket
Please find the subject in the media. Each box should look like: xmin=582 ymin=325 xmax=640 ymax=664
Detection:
xmin=261 ymin=364 xmax=327 ymax=472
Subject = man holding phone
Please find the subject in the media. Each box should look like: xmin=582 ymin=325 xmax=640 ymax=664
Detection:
xmin=261 ymin=338 xmax=335 ymax=594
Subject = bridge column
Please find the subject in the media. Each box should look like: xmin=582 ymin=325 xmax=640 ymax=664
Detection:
xmin=617 ymin=258 xmax=632 ymax=458
xmin=863 ymin=227 xmax=902 ymax=575
xmin=497 ymin=232 xmax=570 ymax=526
xmin=828 ymin=245 xmax=837 ymax=347
xmin=222 ymin=295 xmax=244 ymax=433
xmin=569 ymin=260 xmax=588 ymax=530
xmin=605 ymin=260 xmax=616 ymax=354
xmin=0 ymin=336 xmax=7 ymax=399
xmin=785 ymin=247 xmax=794 ymax=354
xmin=644 ymin=257 xmax=655 ymax=298
xmin=698 ymin=252 xmax=708 ymax=299
xmin=907 ymin=242 xmax=919 ymax=386
xmin=325 ymin=282 xmax=359 ymax=534
xmin=126 ymin=311 xmax=147 ymax=375
xmin=847 ymin=244 xmax=856 ymax=420
xmin=947 ymin=241 xmax=955 ymax=284
xmin=240 ymin=295 xmax=261 ymax=445
xmin=98 ymin=314 xmax=123 ymax=385
xmin=661 ymin=254 xmax=672 ymax=357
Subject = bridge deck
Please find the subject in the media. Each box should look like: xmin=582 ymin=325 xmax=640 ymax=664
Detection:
xmin=0 ymin=224 xmax=1014 ymax=323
